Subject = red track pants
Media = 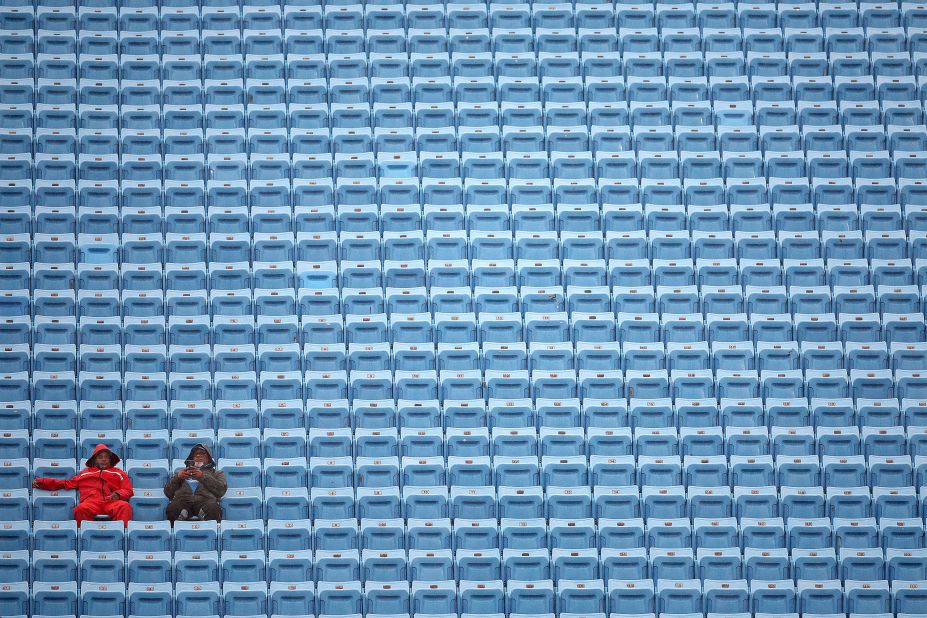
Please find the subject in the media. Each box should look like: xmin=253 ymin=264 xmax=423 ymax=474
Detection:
xmin=74 ymin=499 xmax=132 ymax=528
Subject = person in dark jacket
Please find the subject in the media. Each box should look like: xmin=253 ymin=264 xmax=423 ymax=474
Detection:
xmin=164 ymin=443 xmax=227 ymax=522
xmin=33 ymin=443 xmax=134 ymax=527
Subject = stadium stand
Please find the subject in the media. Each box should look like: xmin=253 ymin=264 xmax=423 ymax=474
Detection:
xmin=3 ymin=0 xmax=927 ymax=615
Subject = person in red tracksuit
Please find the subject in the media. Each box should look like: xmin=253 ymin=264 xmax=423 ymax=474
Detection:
xmin=33 ymin=443 xmax=134 ymax=527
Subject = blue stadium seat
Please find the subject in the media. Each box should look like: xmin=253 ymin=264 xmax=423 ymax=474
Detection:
xmin=176 ymin=582 xmax=220 ymax=616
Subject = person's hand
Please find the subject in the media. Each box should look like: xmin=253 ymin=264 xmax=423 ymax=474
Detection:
xmin=105 ymin=492 xmax=120 ymax=502
xmin=32 ymin=479 xmax=41 ymax=488
xmin=187 ymin=468 xmax=203 ymax=479
xmin=176 ymin=469 xmax=188 ymax=479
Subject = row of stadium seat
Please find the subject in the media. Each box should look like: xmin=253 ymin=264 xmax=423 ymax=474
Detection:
xmin=0 ymin=176 xmax=903 ymax=215
xmin=4 ymin=29 xmax=927 ymax=57
xmin=8 ymin=231 xmax=927 ymax=264
xmin=14 ymin=291 xmax=927 ymax=323
xmin=2 ymin=58 xmax=918 ymax=82
xmin=3 ymin=315 xmax=927 ymax=350
xmin=7 ymin=487 xmax=927 ymax=542
xmin=4 ymin=393 xmax=926 ymax=430
xmin=9 ymin=128 xmax=927 ymax=160
xmin=5 ymin=52 xmax=927 ymax=84
xmin=8 ymin=480 xmax=927 ymax=522
xmin=8 ymin=151 xmax=927 ymax=183
xmin=9 ymin=516 xmax=927 ymax=554
xmin=6 ymin=421 xmax=927 ymax=455
xmin=4 ymin=29 xmax=927 ymax=59
xmin=6 ymin=202 xmax=927 ymax=235
xmin=6 ymin=366 xmax=927 ymax=399
xmin=4 ymin=578 xmax=927 ymax=618
xmin=1 ymin=105 xmax=926 ymax=138
xmin=1 ymin=50 xmax=926 ymax=81
xmin=7 ymin=130 xmax=927 ymax=156
xmin=7 ymin=461 xmax=927 ymax=499
xmin=5 ymin=80 xmax=927 ymax=109
xmin=0 ymin=505 xmax=921 ymax=547
xmin=6 ymin=445 xmax=927 ymax=484
xmin=5 ymin=257 xmax=927 ymax=291
xmin=0 ymin=0 xmax=916 ymax=16
xmin=7 ymin=544 xmax=927 ymax=583
xmin=7 ymin=306 xmax=927 ymax=337
xmin=25 ymin=82 xmax=927 ymax=107
xmin=4 ymin=53 xmax=927 ymax=85
xmin=6 ymin=202 xmax=927 ymax=234
xmin=5 ymin=2 xmax=927 ymax=30
xmin=7 ymin=421 xmax=927 ymax=456
xmin=0 ymin=188 xmax=920 ymax=220
xmin=5 ymin=335 xmax=927 ymax=368
xmin=5 ymin=547 xmax=927 ymax=586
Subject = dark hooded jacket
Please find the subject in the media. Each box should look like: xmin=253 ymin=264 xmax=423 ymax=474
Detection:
xmin=163 ymin=444 xmax=227 ymax=503
xmin=33 ymin=443 xmax=133 ymax=503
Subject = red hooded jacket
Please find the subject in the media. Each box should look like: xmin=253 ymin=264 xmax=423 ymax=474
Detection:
xmin=33 ymin=444 xmax=134 ymax=503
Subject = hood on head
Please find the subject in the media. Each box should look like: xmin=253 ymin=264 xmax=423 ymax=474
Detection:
xmin=86 ymin=443 xmax=120 ymax=468
xmin=184 ymin=443 xmax=215 ymax=467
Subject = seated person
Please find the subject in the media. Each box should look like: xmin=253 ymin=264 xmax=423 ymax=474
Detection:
xmin=33 ymin=443 xmax=133 ymax=527
xmin=164 ymin=443 xmax=227 ymax=522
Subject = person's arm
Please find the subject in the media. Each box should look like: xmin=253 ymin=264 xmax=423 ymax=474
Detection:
xmin=110 ymin=469 xmax=134 ymax=501
xmin=163 ymin=469 xmax=186 ymax=499
xmin=33 ymin=476 xmax=74 ymax=491
xmin=199 ymin=468 xmax=227 ymax=499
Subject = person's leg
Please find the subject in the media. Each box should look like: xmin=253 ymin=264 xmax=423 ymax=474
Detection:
xmin=190 ymin=496 xmax=222 ymax=521
xmin=165 ymin=496 xmax=194 ymax=523
xmin=73 ymin=499 xmax=104 ymax=527
xmin=104 ymin=499 xmax=132 ymax=528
